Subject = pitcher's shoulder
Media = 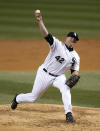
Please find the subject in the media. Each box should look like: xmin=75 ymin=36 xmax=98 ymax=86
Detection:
xmin=73 ymin=50 xmax=80 ymax=60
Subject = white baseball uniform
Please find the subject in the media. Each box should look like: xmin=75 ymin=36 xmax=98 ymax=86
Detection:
xmin=16 ymin=34 xmax=80 ymax=114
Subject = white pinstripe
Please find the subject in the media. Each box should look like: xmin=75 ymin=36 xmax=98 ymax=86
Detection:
xmin=16 ymin=65 xmax=72 ymax=114
xmin=16 ymin=36 xmax=79 ymax=114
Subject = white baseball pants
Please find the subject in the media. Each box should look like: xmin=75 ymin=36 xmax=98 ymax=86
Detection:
xmin=16 ymin=66 xmax=72 ymax=114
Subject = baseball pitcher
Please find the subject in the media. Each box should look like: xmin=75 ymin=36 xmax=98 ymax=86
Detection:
xmin=11 ymin=10 xmax=80 ymax=123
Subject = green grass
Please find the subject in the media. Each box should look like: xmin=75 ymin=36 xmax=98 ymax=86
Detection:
xmin=0 ymin=0 xmax=100 ymax=40
xmin=0 ymin=71 xmax=100 ymax=108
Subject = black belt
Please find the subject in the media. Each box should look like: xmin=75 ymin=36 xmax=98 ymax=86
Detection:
xmin=43 ymin=68 xmax=58 ymax=77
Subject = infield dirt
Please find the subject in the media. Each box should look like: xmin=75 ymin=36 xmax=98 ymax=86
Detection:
xmin=0 ymin=104 xmax=100 ymax=131
xmin=0 ymin=39 xmax=100 ymax=71
xmin=0 ymin=39 xmax=100 ymax=131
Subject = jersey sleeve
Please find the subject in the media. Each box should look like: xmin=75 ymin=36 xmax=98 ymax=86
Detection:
xmin=44 ymin=33 xmax=54 ymax=46
xmin=44 ymin=33 xmax=60 ymax=50
xmin=71 ymin=57 xmax=80 ymax=72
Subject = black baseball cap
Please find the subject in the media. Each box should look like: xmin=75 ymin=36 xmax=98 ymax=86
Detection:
xmin=67 ymin=32 xmax=79 ymax=41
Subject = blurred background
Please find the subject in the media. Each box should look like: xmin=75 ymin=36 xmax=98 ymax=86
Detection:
xmin=0 ymin=0 xmax=100 ymax=107
xmin=0 ymin=0 xmax=100 ymax=40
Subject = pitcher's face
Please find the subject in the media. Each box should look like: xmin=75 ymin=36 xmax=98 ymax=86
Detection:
xmin=65 ymin=37 xmax=77 ymax=47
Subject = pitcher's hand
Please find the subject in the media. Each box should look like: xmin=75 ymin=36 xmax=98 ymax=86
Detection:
xmin=34 ymin=10 xmax=42 ymax=22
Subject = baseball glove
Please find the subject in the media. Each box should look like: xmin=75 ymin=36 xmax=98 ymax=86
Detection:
xmin=66 ymin=75 xmax=80 ymax=88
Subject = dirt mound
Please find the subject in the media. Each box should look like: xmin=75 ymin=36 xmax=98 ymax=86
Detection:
xmin=0 ymin=39 xmax=100 ymax=71
xmin=0 ymin=104 xmax=100 ymax=131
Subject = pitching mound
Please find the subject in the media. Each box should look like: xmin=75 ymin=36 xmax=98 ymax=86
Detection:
xmin=0 ymin=104 xmax=100 ymax=131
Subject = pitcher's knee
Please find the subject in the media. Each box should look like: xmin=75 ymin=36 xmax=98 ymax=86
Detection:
xmin=60 ymin=85 xmax=70 ymax=94
xmin=31 ymin=95 xmax=38 ymax=103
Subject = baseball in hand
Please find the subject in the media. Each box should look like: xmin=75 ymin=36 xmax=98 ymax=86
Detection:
xmin=35 ymin=9 xmax=40 ymax=14
xmin=34 ymin=9 xmax=42 ymax=21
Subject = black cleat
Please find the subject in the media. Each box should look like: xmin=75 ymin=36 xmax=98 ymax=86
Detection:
xmin=66 ymin=112 xmax=75 ymax=123
xmin=11 ymin=94 xmax=18 ymax=110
